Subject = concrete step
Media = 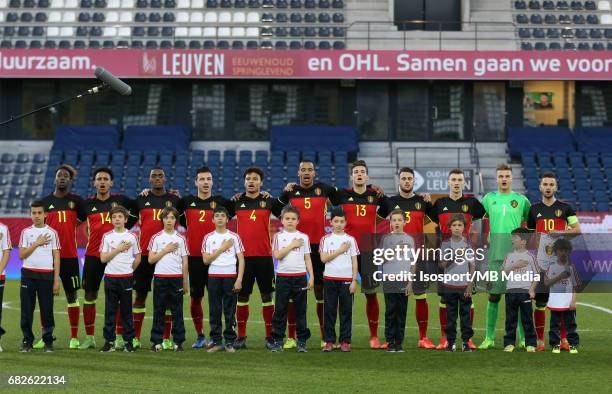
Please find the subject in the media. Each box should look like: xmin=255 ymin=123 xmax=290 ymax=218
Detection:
xmin=470 ymin=0 xmax=512 ymax=11
xmin=347 ymin=19 xmax=396 ymax=31
xmin=346 ymin=2 xmax=389 ymax=11
xmin=346 ymin=11 xmax=392 ymax=22
xmin=469 ymin=11 xmax=514 ymax=23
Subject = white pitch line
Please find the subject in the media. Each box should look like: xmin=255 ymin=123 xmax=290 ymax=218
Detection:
xmin=577 ymin=302 xmax=612 ymax=315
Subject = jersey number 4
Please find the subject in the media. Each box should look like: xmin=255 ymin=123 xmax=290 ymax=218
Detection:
xmin=250 ymin=210 xmax=257 ymax=221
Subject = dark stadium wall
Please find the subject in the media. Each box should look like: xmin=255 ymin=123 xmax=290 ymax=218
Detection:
xmin=2 ymin=79 xmax=612 ymax=141
xmin=394 ymin=0 xmax=461 ymax=31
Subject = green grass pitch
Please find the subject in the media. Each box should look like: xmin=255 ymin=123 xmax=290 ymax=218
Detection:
xmin=0 ymin=281 xmax=611 ymax=393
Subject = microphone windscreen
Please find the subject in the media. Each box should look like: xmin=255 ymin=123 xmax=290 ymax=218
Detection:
xmin=94 ymin=66 xmax=132 ymax=96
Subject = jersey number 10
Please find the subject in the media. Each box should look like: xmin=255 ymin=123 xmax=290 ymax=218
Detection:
xmin=543 ymin=218 xmax=556 ymax=232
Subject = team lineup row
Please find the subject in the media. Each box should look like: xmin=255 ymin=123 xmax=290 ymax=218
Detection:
xmin=0 ymin=160 xmax=581 ymax=353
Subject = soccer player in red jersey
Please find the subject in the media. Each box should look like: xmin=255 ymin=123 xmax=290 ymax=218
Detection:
xmin=132 ymin=167 xmax=181 ymax=349
xmin=378 ymin=167 xmax=436 ymax=349
xmin=276 ymin=160 xmax=337 ymax=348
xmin=79 ymin=167 xmax=136 ymax=350
xmin=527 ymin=172 xmax=580 ymax=351
xmin=329 ymin=160 xmax=386 ymax=349
xmin=38 ymin=165 xmax=86 ymax=349
xmin=233 ymin=167 xmax=280 ymax=349
xmin=178 ymin=166 xmax=234 ymax=349
xmin=428 ymin=169 xmax=485 ymax=350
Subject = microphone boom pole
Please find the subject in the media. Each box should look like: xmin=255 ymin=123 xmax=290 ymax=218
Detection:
xmin=0 ymin=83 xmax=108 ymax=127
xmin=0 ymin=67 xmax=132 ymax=127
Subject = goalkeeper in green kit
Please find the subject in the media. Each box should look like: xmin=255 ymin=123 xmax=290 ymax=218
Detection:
xmin=479 ymin=164 xmax=531 ymax=350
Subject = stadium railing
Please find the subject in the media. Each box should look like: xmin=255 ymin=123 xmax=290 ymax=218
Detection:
xmin=347 ymin=20 xmax=518 ymax=50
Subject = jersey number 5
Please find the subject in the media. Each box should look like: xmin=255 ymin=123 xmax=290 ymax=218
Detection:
xmin=304 ymin=197 xmax=311 ymax=209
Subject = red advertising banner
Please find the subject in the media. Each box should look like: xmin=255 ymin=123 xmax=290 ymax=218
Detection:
xmin=0 ymin=50 xmax=611 ymax=79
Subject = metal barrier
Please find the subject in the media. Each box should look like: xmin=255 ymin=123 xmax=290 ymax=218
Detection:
xmin=395 ymin=145 xmax=481 ymax=194
xmin=0 ymin=19 xmax=516 ymax=50
xmin=347 ymin=20 xmax=517 ymax=50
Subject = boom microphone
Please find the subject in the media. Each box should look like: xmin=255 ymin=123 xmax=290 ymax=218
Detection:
xmin=94 ymin=66 xmax=132 ymax=96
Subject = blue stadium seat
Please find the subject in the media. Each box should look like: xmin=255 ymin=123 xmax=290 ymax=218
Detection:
xmin=254 ymin=151 xmax=268 ymax=168
xmin=333 ymin=151 xmax=347 ymax=164
xmin=204 ymin=41 xmax=216 ymax=49
xmin=530 ymin=14 xmax=542 ymax=23
xmin=207 ymin=150 xmax=221 ymax=167
xmin=515 ymin=0 xmax=527 ymax=8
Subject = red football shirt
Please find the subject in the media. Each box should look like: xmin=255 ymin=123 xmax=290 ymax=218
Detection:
xmin=277 ymin=182 xmax=336 ymax=245
xmin=83 ymin=194 xmax=136 ymax=257
xmin=180 ymin=195 xmax=234 ymax=257
xmin=41 ymin=193 xmax=86 ymax=259
xmin=234 ymin=194 xmax=274 ymax=257
xmin=135 ymin=192 xmax=181 ymax=256
xmin=330 ymin=188 xmax=382 ymax=250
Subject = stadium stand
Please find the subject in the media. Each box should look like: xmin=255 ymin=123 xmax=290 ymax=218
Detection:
xmin=512 ymin=126 xmax=612 ymax=211
xmin=0 ymin=0 xmax=346 ymax=49
xmin=30 ymin=145 xmax=350 ymax=204
xmin=507 ymin=126 xmax=576 ymax=156
xmin=514 ymin=0 xmax=612 ymax=50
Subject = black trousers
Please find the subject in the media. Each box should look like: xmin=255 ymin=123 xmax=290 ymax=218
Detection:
xmin=549 ymin=310 xmax=579 ymax=347
xmin=103 ymin=276 xmax=135 ymax=342
xmin=150 ymin=277 xmax=185 ymax=345
xmin=444 ymin=292 xmax=473 ymax=344
xmin=272 ymin=275 xmax=311 ymax=343
xmin=323 ymin=279 xmax=353 ymax=344
xmin=384 ymin=293 xmax=408 ymax=345
xmin=0 ymin=279 xmax=5 ymax=337
xmin=208 ymin=276 xmax=237 ymax=345
xmin=504 ymin=292 xmax=537 ymax=347
xmin=20 ymin=276 xmax=54 ymax=345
